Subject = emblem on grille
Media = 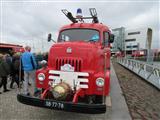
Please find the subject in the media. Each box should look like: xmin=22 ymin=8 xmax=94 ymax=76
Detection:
xmin=66 ymin=47 xmax=72 ymax=53
xmin=61 ymin=64 xmax=74 ymax=72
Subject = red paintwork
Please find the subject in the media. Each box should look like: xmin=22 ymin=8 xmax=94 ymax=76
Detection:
xmin=73 ymin=88 xmax=84 ymax=103
xmin=41 ymin=87 xmax=50 ymax=99
xmin=36 ymin=67 xmax=50 ymax=88
xmin=0 ymin=43 xmax=24 ymax=53
xmin=131 ymin=50 xmax=145 ymax=57
xmin=115 ymin=51 xmax=125 ymax=57
xmin=36 ymin=23 xmax=112 ymax=101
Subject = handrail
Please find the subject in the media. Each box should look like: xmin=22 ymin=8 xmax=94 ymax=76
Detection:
xmin=117 ymin=58 xmax=160 ymax=89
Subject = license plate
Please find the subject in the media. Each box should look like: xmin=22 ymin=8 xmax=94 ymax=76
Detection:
xmin=45 ymin=101 xmax=64 ymax=109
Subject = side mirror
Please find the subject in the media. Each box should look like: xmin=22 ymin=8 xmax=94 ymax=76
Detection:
xmin=109 ymin=34 xmax=114 ymax=43
xmin=47 ymin=33 xmax=56 ymax=43
xmin=48 ymin=33 xmax=52 ymax=42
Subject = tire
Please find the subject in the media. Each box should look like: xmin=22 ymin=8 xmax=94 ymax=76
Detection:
xmin=0 ymin=77 xmax=2 ymax=85
xmin=95 ymin=95 xmax=104 ymax=104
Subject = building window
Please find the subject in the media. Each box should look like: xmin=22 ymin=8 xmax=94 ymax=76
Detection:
xmin=128 ymin=31 xmax=140 ymax=35
xmin=126 ymin=45 xmax=138 ymax=48
xmin=126 ymin=46 xmax=132 ymax=48
xmin=133 ymin=45 xmax=138 ymax=48
xmin=125 ymin=39 xmax=136 ymax=42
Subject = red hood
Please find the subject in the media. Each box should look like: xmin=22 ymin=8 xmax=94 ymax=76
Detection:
xmin=48 ymin=41 xmax=105 ymax=72
xmin=52 ymin=41 xmax=100 ymax=49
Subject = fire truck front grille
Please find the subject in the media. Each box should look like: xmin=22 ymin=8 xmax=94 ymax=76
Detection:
xmin=56 ymin=58 xmax=82 ymax=72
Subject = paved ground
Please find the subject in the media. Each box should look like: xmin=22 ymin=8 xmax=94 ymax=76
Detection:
xmin=112 ymin=61 xmax=160 ymax=120
xmin=1 ymin=88 xmax=109 ymax=120
xmin=110 ymin=63 xmax=131 ymax=120
xmin=0 ymin=64 xmax=131 ymax=120
xmin=0 ymin=88 xmax=110 ymax=120
xmin=152 ymin=61 xmax=160 ymax=67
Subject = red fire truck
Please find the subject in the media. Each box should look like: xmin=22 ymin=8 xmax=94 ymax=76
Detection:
xmin=17 ymin=8 xmax=114 ymax=114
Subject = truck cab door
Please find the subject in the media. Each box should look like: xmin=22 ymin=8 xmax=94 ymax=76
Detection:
xmin=103 ymin=31 xmax=109 ymax=48
xmin=103 ymin=31 xmax=110 ymax=69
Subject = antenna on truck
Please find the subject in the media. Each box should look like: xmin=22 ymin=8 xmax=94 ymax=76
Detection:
xmin=61 ymin=8 xmax=99 ymax=23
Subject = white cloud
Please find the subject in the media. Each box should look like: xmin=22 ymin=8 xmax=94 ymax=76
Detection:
xmin=0 ymin=1 xmax=159 ymax=52
xmin=124 ymin=5 xmax=159 ymax=48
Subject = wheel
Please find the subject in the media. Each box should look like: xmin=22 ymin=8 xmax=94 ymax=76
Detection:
xmin=95 ymin=95 xmax=103 ymax=104
xmin=87 ymin=95 xmax=106 ymax=104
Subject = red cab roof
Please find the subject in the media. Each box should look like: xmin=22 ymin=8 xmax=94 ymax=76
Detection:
xmin=60 ymin=23 xmax=110 ymax=32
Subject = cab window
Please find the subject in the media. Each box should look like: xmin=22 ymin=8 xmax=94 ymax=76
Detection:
xmin=58 ymin=29 xmax=99 ymax=42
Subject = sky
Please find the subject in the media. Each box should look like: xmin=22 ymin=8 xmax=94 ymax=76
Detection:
xmin=0 ymin=0 xmax=159 ymax=52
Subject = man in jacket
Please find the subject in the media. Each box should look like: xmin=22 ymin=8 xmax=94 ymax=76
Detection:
xmin=10 ymin=53 xmax=20 ymax=88
xmin=21 ymin=46 xmax=37 ymax=96
xmin=0 ymin=54 xmax=11 ymax=93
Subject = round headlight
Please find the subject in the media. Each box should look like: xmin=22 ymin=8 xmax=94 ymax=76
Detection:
xmin=96 ymin=78 xmax=104 ymax=87
xmin=38 ymin=73 xmax=45 ymax=81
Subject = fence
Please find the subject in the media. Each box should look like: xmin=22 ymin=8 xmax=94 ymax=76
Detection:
xmin=117 ymin=58 xmax=160 ymax=89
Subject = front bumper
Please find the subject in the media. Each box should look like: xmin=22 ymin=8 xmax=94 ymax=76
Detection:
xmin=17 ymin=94 xmax=106 ymax=114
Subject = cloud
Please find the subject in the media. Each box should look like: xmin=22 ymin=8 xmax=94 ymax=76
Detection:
xmin=1 ymin=1 xmax=159 ymax=52
xmin=124 ymin=5 xmax=159 ymax=48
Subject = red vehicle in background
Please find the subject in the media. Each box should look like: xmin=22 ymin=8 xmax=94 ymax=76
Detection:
xmin=0 ymin=43 xmax=24 ymax=54
xmin=115 ymin=51 xmax=125 ymax=57
xmin=131 ymin=50 xmax=145 ymax=57
xmin=17 ymin=8 xmax=114 ymax=114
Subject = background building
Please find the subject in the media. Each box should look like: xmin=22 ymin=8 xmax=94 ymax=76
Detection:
xmin=112 ymin=27 xmax=152 ymax=55
xmin=125 ymin=28 xmax=152 ymax=54
xmin=112 ymin=27 xmax=125 ymax=53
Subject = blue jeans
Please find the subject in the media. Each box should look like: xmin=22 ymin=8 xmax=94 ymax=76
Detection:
xmin=23 ymin=70 xmax=36 ymax=95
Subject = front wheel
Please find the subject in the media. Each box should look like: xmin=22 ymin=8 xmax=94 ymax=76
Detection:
xmin=95 ymin=95 xmax=106 ymax=104
xmin=87 ymin=95 xmax=106 ymax=104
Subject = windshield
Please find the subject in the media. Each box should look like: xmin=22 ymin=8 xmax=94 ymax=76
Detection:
xmin=58 ymin=29 xmax=99 ymax=42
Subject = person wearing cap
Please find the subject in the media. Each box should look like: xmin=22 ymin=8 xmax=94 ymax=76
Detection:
xmin=21 ymin=46 xmax=37 ymax=96
xmin=35 ymin=52 xmax=44 ymax=69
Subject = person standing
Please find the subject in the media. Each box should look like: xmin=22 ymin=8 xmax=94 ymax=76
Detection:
xmin=5 ymin=54 xmax=14 ymax=88
xmin=21 ymin=46 xmax=37 ymax=96
xmin=35 ymin=52 xmax=44 ymax=69
xmin=10 ymin=53 xmax=20 ymax=88
xmin=0 ymin=54 xmax=11 ymax=93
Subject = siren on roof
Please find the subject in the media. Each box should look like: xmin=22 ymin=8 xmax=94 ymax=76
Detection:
xmin=76 ymin=8 xmax=83 ymax=19
xmin=61 ymin=8 xmax=99 ymax=23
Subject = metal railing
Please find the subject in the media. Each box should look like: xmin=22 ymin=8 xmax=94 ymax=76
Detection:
xmin=117 ymin=58 xmax=160 ymax=89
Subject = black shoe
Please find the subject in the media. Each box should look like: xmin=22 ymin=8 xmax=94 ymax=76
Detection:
xmin=26 ymin=93 xmax=30 ymax=96
xmin=34 ymin=90 xmax=41 ymax=97
xmin=3 ymin=89 xmax=10 ymax=92
xmin=0 ymin=92 xmax=2 ymax=94
xmin=23 ymin=92 xmax=30 ymax=96
xmin=10 ymin=85 xmax=13 ymax=89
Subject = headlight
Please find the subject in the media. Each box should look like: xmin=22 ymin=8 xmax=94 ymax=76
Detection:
xmin=38 ymin=73 xmax=45 ymax=81
xmin=96 ymin=78 xmax=104 ymax=87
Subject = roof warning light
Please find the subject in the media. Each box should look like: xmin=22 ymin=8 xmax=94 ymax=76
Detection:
xmin=76 ymin=8 xmax=83 ymax=19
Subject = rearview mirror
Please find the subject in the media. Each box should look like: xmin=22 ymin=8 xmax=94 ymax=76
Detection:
xmin=109 ymin=34 xmax=114 ymax=43
xmin=47 ymin=33 xmax=56 ymax=43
